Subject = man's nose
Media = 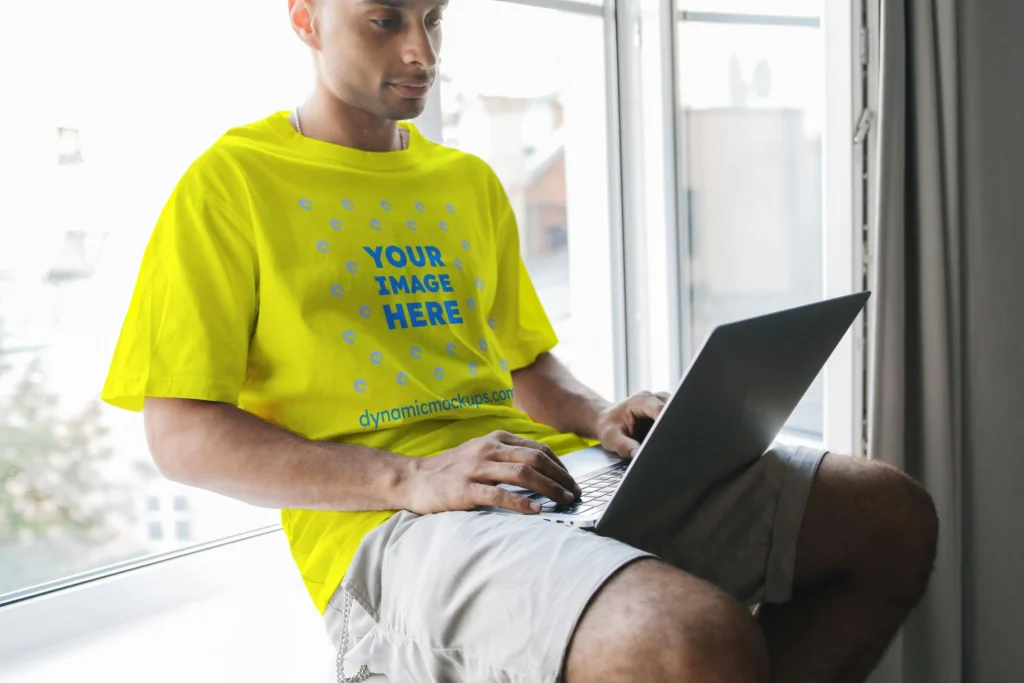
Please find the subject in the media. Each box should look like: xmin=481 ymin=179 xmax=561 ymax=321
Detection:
xmin=401 ymin=24 xmax=439 ymax=71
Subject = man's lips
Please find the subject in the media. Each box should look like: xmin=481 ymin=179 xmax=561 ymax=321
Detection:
xmin=389 ymin=82 xmax=432 ymax=98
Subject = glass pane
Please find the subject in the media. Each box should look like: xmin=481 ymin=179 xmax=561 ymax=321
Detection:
xmin=441 ymin=1 xmax=617 ymax=400
xmin=0 ymin=0 xmax=302 ymax=598
xmin=676 ymin=4 xmax=826 ymax=438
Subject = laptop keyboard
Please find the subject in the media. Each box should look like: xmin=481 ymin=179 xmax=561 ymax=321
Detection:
xmin=527 ymin=461 xmax=628 ymax=515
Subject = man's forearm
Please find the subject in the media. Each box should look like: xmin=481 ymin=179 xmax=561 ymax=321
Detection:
xmin=511 ymin=352 xmax=611 ymax=440
xmin=144 ymin=398 xmax=415 ymax=512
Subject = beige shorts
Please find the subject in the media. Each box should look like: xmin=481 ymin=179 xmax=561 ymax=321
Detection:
xmin=325 ymin=444 xmax=826 ymax=683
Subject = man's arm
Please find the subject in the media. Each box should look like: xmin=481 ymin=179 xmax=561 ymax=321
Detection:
xmin=143 ymin=397 xmax=581 ymax=513
xmin=512 ymin=352 xmax=670 ymax=459
xmin=144 ymin=398 xmax=413 ymax=511
xmin=511 ymin=352 xmax=611 ymax=440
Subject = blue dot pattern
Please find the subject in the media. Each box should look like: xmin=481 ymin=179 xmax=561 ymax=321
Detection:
xmin=307 ymin=195 xmax=520 ymax=405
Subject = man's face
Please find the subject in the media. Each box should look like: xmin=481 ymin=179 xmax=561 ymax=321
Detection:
xmin=295 ymin=0 xmax=446 ymax=121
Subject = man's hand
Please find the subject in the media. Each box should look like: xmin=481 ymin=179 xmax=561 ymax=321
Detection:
xmin=406 ymin=431 xmax=582 ymax=515
xmin=595 ymin=391 xmax=672 ymax=459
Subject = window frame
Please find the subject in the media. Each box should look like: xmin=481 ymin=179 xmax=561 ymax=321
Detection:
xmin=821 ymin=0 xmax=862 ymax=456
xmin=618 ymin=0 xmax=870 ymax=454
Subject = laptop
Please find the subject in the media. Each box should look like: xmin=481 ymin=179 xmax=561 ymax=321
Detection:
xmin=485 ymin=291 xmax=871 ymax=534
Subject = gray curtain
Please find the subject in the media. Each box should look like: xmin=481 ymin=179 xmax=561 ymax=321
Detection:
xmin=870 ymin=1 xmax=1024 ymax=682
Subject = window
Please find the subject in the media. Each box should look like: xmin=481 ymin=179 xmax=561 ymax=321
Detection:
xmin=56 ymin=127 xmax=84 ymax=166
xmin=0 ymin=0 xmax=303 ymax=600
xmin=0 ymin=0 xmax=865 ymax=608
xmin=440 ymin=0 xmax=619 ymax=400
xmin=674 ymin=0 xmax=848 ymax=440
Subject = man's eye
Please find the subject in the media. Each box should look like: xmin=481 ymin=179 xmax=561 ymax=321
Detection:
xmin=427 ymin=16 xmax=444 ymax=27
xmin=371 ymin=19 xmax=396 ymax=28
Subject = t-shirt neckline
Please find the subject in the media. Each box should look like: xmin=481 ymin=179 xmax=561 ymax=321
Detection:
xmin=268 ymin=110 xmax=428 ymax=171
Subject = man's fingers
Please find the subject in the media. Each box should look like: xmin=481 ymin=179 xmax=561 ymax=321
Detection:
xmin=494 ymin=445 xmax=580 ymax=496
xmin=487 ymin=432 xmax=577 ymax=491
xmin=467 ymin=483 xmax=539 ymax=514
xmin=637 ymin=393 xmax=667 ymax=420
xmin=492 ymin=431 xmax=571 ymax=474
xmin=477 ymin=461 xmax=575 ymax=504
xmin=655 ymin=391 xmax=671 ymax=403
xmin=605 ymin=431 xmax=641 ymax=460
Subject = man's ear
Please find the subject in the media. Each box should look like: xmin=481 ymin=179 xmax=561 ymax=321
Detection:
xmin=288 ymin=0 xmax=320 ymax=51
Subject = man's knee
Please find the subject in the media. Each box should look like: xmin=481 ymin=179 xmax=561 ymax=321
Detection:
xmin=802 ymin=455 xmax=939 ymax=602
xmin=833 ymin=458 xmax=938 ymax=600
xmin=565 ymin=559 xmax=769 ymax=683
xmin=880 ymin=465 xmax=939 ymax=600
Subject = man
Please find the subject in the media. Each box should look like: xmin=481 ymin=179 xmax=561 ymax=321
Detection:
xmin=102 ymin=1 xmax=938 ymax=681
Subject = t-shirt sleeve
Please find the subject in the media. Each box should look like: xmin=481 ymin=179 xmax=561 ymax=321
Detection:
xmin=101 ymin=165 xmax=258 ymax=412
xmin=486 ymin=175 xmax=559 ymax=372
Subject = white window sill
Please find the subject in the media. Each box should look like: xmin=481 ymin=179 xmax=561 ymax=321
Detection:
xmin=0 ymin=529 xmax=336 ymax=683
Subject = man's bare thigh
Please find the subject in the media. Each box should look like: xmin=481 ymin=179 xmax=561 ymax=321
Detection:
xmin=564 ymin=558 xmax=768 ymax=683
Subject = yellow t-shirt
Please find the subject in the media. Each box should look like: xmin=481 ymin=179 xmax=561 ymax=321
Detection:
xmin=102 ymin=112 xmax=594 ymax=613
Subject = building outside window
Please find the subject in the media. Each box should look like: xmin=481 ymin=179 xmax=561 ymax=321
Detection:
xmin=676 ymin=0 xmax=829 ymax=438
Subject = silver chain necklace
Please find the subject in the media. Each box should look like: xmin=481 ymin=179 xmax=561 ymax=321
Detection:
xmin=294 ymin=105 xmax=408 ymax=150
